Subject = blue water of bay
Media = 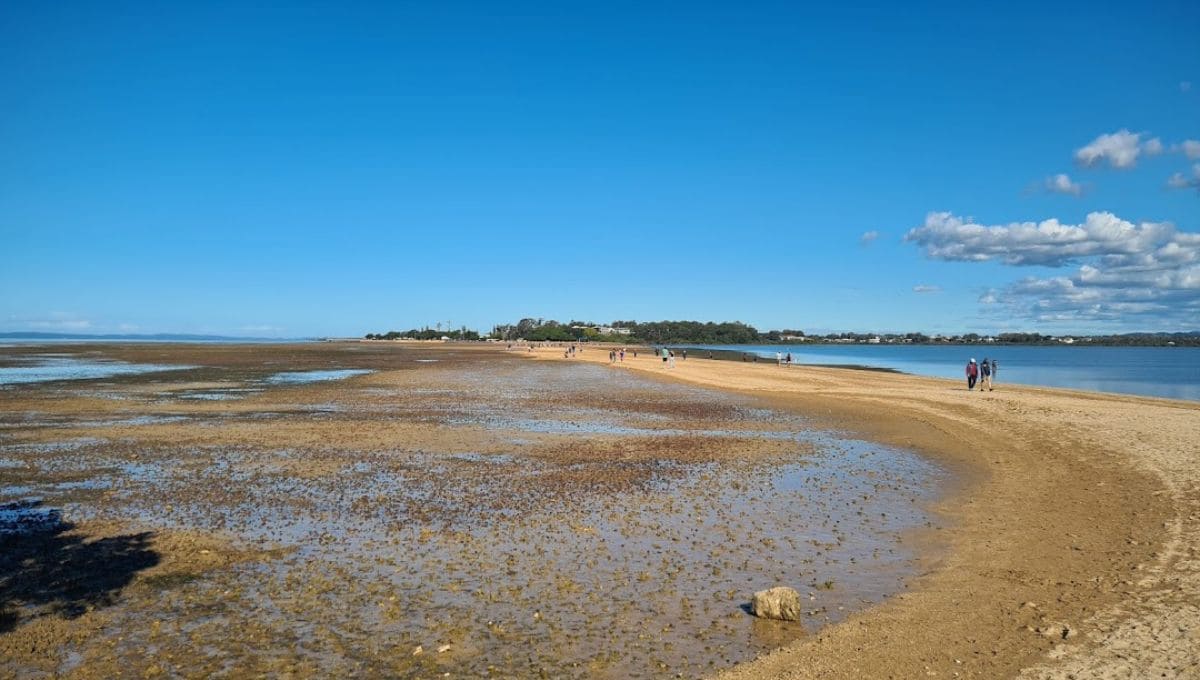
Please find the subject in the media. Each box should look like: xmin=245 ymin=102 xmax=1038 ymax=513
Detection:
xmin=682 ymin=343 xmax=1200 ymax=401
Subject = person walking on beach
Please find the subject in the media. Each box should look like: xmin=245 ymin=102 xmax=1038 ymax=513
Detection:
xmin=980 ymin=358 xmax=993 ymax=391
xmin=681 ymin=349 xmax=687 ymax=361
xmin=668 ymin=350 xmax=676 ymax=369
xmin=661 ymin=347 xmax=670 ymax=366
xmin=776 ymin=351 xmax=783 ymax=365
xmin=785 ymin=352 xmax=793 ymax=367
xmin=965 ymin=358 xmax=978 ymax=390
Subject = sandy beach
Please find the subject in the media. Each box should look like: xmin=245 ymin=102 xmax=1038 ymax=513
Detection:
xmin=544 ymin=346 xmax=1200 ymax=678
xmin=1 ymin=341 xmax=1197 ymax=678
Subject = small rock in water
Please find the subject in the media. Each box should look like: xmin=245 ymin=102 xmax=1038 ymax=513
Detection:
xmin=751 ymin=586 xmax=802 ymax=621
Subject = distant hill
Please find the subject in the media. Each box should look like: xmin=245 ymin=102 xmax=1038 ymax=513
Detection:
xmin=0 ymin=332 xmax=308 ymax=342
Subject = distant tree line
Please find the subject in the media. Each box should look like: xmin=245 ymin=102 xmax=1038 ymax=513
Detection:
xmin=608 ymin=320 xmax=761 ymax=344
xmin=484 ymin=319 xmax=763 ymax=344
xmin=365 ymin=320 xmax=1199 ymax=347
xmin=365 ymin=328 xmax=480 ymax=341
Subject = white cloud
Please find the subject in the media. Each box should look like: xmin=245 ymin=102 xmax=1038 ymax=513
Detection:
xmin=1167 ymin=164 xmax=1200 ymax=192
xmin=2 ymin=312 xmax=94 ymax=332
xmin=905 ymin=211 xmax=1176 ymax=266
xmin=992 ymin=273 xmax=1200 ymax=326
xmin=240 ymin=324 xmax=286 ymax=334
xmin=912 ymin=284 xmax=941 ymax=293
xmin=906 ymin=211 xmax=1200 ymax=326
xmin=859 ymin=230 xmax=879 ymax=246
xmin=1045 ymin=173 xmax=1084 ymax=196
xmin=1179 ymin=140 xmax=1200 ymax=160
xmin=1144 ymin=137 xmax=1164 ymax=155
xmin=1074 ymin=129 xmax=1148 ymax=169
xmin=27 ymin=319 xmax=92 ymax=331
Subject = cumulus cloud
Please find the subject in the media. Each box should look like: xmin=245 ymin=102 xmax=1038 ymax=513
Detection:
xmin=1144 ymin=137 xmax=1164 ymax=155
xmin=1167 ymin=164 xmax=1200 ymax=192
xmin=912 ymin=284 xmax=941 ymax=293
xmin=1178 ymin=140 xmax=1200 ymax=160
xmin=859 ymin=230 xmax=879 ymax=246
xmin=1044 ymin=173 xmax=1084 ymax=196
xmin=904 ymin=211 xmax=1177 ymax=266
xmin=906 ymin=211 xmax=1200 ymax=326
xmin=1074 ymin=129 xmax=1152 ymax=169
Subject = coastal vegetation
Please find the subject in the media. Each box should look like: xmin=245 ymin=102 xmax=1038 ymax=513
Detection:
xmin=362 ymin=321 xmax=1200 ymax=347
xmin=365 ymin=328 xmax=480 ymax=341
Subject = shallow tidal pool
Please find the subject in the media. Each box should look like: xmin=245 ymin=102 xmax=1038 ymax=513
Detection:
xmin=0 ymin=347 xmax=948 ymax=678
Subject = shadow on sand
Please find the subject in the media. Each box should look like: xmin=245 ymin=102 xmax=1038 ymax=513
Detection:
xmin=0 ymin=499 xmax=159 ymax=633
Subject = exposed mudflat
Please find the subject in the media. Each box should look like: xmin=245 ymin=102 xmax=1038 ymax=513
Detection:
xmin=0 ymin=342 xmax=946 ymax=678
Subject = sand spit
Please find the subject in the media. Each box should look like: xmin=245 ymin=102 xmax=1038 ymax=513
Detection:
xmin=531 ymin=344 xmax=1199 ymax=678
xmin=1 ymin=340 xmax=1196 ymax=678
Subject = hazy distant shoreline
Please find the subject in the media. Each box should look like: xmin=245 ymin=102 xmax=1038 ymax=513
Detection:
xmin=0 ymin=332 xmax=310 ymax=343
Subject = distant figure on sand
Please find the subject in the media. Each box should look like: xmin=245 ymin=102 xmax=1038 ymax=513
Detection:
xmin=966 ymin=358 xmax=978 ymax=390
xmin=980 ymin=358 xmax=993 ymax=391
xmin=776 ymin=352 xmax=783 ymax=365
xmin=785 ymin=352 xmax=793 ymax=367
xmin=661 ymin=347 xmax=670 ymax=366
xmin=668 ymin=350 xmax=676 ymax=368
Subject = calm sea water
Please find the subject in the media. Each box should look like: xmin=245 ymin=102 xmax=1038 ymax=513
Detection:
xmin=683 ymin=344 xmax=1200 ymax=402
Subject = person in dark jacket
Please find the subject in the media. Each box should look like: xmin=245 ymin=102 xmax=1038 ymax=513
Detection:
xmin=965 ymin=358 xmax=978 ymax=390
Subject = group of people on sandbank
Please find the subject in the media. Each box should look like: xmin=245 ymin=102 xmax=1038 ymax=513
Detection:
xmin=657 ymin=347 xmax=685 ymax=368
xmin=606 ymin=347 xmax=637 ymax=363
xmin=965 ymin=357 xmax=997 ymax=391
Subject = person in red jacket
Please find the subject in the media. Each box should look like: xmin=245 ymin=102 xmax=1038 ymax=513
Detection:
xmin=965 ymin=358 xmax=978 ymax=390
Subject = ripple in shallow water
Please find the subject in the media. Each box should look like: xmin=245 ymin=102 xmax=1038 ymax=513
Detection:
xmin=0 ymin=356 xmax=192 ymax=385
xmin=264 ymin=369 xmax=373 ymax=384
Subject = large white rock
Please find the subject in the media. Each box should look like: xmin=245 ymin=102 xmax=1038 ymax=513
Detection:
xmin=751 ymin=586 xmax=803 ymax=621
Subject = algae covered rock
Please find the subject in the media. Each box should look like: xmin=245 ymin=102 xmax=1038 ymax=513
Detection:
xmin=751 ymin=586 xmax=802 ymax=621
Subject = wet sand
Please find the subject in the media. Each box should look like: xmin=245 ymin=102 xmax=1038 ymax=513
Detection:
xmin=543 ymin=345 xmax=1198 ymax=679
xmin=1 ymin=341 xmax=1196 ymax=678
xmin=1 ymin=342 xmax=944 ymax=678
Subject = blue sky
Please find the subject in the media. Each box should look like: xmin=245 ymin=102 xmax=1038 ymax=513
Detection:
xmin=2 ymin=1 xmax=1197 ymax=337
